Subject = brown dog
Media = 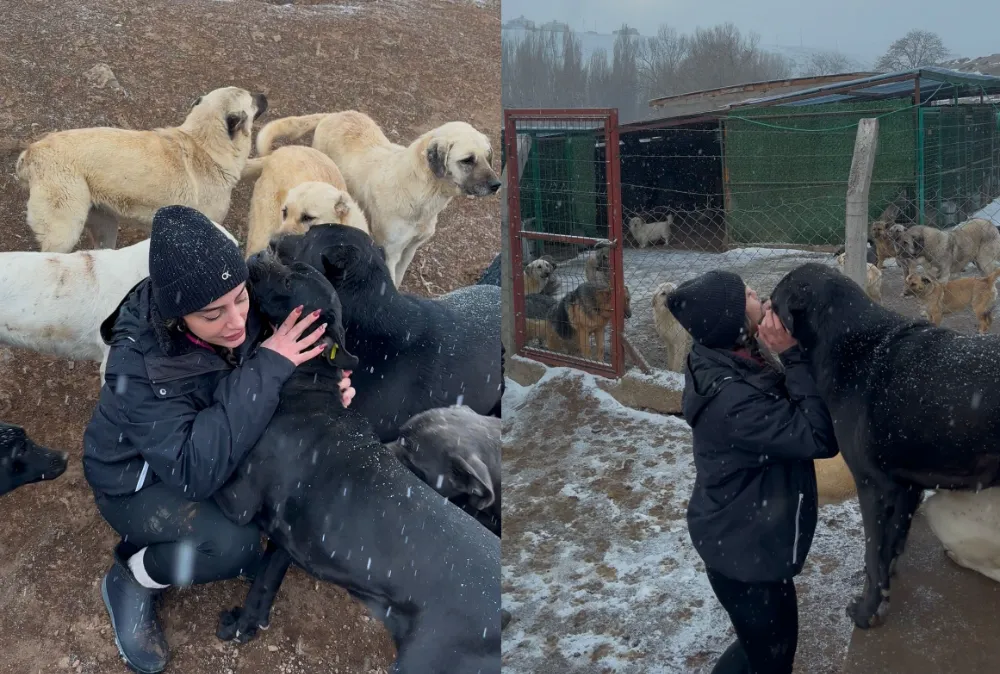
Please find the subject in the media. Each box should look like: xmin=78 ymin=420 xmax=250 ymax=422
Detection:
xmin=546 ymin=282 xmax=632 ymax=360
xmin=905 ymin=267 xmax=1000 ymax=333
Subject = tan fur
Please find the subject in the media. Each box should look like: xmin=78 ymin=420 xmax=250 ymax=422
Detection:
xmin=628 ymin=215 xmax=672 ymax=248
xmin=523 ymin=257 xmax=559 ymax=295
xmin=276 ymin=182 xmax=369 ymax=243
xmin=242 ymin=145 xmax=356 ymax=256
xmin=584 ymin=242 xmax=611 ymax=285
xmin=898 ymin=218 xmax=1000 ymax=283
xmin=905 ymin=267 xmax=1000 ymax=333
xmin=923 ymin=488 xmax=1000 ymax=584
xmin=835 ymin=253 xmax=884 ymax=303
xmin=650 ymin=282 xmax=692 ymax=372
xmin=546 ymin=283 xmax=632 ymax=360
xmin=15 ymin=87 xmax=267 ymax=253
xmin=255 ymin=110 xmax=500 ymax=287
xmin=816 ymin=455 xmax=858 ymax=505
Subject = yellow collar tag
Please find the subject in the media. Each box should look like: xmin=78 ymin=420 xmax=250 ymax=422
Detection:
xmin=328 ymin=343 xmax=338 ymax=361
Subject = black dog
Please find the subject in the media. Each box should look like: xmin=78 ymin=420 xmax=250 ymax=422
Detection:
xmin=770 ymin=262 xmax=1000 ymax=629
xmin=270 ymin=224 xmax=502 ymax=441
xmin=213 ymin=253 xmax=500 ymax=674
xmin=0 ymin=422 xmax=68 ymax=497
xmin=385 ymin=405 xmax=501 ymax=536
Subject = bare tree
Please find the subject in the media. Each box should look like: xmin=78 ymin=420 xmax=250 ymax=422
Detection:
xmin=611 ymin=24 xmax=642 ymax=121
xmin=555 ymin=31 xmax=587 ymax=108
xmin=875 ymin=30 xmax=949 ymax=72
xmin=586 ymin=48 xmax=613 ymax=107
xmin=639 ymin=25 xmax=688 ymax=105
xmin=799 ymin=50 xmax=858 ymax=77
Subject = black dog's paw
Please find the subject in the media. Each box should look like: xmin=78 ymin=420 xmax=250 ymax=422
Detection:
xmin=216 ymin=607 xmax=262 ymax=643
xmin=846 ymin=592 xmax=889 ymax=629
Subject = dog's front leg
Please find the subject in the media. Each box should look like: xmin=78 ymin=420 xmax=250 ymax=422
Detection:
xmin=217 ymin=541 xmax=293 ymax=644
xmin=883 ymin=483 xmax=923 ymax=578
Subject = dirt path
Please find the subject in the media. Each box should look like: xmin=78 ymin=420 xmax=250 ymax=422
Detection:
xmin=0 ymin=1 xmax=499 ymax=672
xmin=501 ymin=365 xmax=865 ymax=673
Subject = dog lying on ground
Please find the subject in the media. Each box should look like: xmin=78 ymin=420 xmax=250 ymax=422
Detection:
xmin=584 ymin=241 xmax=611 ymax=285
xmin=255 ymin=110 xmax=501 ymax=287
xmin=835 ymin=252 xmax=884 ymax=303
xmin=897 ymin=218 xmax=1000 ymax=282
xmin=0 ymin=422 xmax=68 ymax=497
xmin=547 ymin=282 xmax=632 ymax=360
xmin=15 ymin=87 xmax=267 ymax=253
xmin=651 ymin=282 xmax=692 ymax=372
xmin=270 ymin=224 xmax=502 ymax=441
xmin=241 ymin=145 xmax=364 ymax=256
xmin=523 ymin=256 xmax=559 ymax=295
xmin=770 ymin=261 xmax=1000 ymax=629
xmin=923 ymin=487 xmax=1000 ymax=584
xmin=385 ymin=405 xmax=501 ymax=536
xmin=904 ymin=267 xmax=1000 ymax=333
xmin=0 ymin=222 xmax=238 ymax=371
xmin=212 ymin=253 xmax=499 ymax=673
xmin=628 ymin=215 xmax=672 ymax=248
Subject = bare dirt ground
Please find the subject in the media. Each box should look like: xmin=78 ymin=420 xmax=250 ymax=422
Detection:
xmin=0 ymin=1 xmax=500 ymax=672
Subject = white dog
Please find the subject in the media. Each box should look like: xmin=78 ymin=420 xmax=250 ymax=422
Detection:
xmin=650 ymin=282 xmax=692 ymax=372
xmin=0 ymin=223 xmax=236 ymax=378
xmin=628 ymin=215 xmax=672 ymax=248
xmin=835 ymin=252 xmax=884 ymax=303
xmin=923 ymin=488 xmax=1000 ymax=584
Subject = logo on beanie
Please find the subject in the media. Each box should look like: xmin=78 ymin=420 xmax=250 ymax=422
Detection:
xmin=221 ymin=270 xmax=231 ymax=281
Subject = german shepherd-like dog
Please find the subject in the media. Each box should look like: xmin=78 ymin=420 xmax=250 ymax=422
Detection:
xmin=547 ymin=281 xmax=632 ymax=360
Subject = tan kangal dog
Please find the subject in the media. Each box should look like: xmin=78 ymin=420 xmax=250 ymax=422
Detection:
xmin=254 ymin=110 xmax=501 ymax=286
xmin=241 ymin=145 xmax=357 ymax=256
xmin=650 ymin=282 xmax=692 ymax=372
xmin=15 ymin=87 xmax=267 ymax=252
xmin=905 ymin=267 xmax=1000 ymax=333
xmin=523 ymin=256 xmax=559 ymax=295
xmin=275 ymin=182 xmax=369 ymax=245
xmin=923 ymin=488 xmax=1000 ymax=584
xmin=898 ymin=218 xmax=1000 ymax=282
xmin=835 ymin=253 xmax=884 ymax=303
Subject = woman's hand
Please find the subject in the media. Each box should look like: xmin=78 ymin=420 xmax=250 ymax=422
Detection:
xmin=757 ymin=307 xmax=797 ymax=354
xmin=261 ymin=306 xmax=328 ymax=366
xmin=339 ymin=370 xmax=356 ymax=408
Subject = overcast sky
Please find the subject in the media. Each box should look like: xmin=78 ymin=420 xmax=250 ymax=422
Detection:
xmin=501 ymin=0 xmax=999 ymax=65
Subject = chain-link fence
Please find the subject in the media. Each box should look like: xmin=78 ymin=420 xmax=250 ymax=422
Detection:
xmin=507 ymin=100 xmax=1000 ymax=377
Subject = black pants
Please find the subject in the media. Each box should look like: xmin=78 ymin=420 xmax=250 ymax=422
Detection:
xmin=95 ymin=482 xmax=262 ymax=587
xmin=705 ymin=568 xmax=799 ymax=674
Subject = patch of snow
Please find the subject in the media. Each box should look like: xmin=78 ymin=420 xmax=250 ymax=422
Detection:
xmin=503 ymin=366 xmax=864 ymax=673
xmin=972 ymin=196 xmax=1000 ymax=227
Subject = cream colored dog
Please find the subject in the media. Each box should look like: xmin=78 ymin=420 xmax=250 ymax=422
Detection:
xmin=898 ymin=218 xmax=1000 ymax=282
xmin=650 ymin=282 xmax=692 ymax=372
xmin=254 ymin=110 xmax=501 ymax=286
xmin=923 ymin=488 xmax=1000 ymax=584
xmin=241 ymin=145 xmax=360 ymax=256
xmin=628 ymin=215 xmax=672 ymax=248
xmin=277 ymin=182 xmax=369 ymax=242
xmin=15 ymin=87 xmax=267 ymax=253
xmin=835 ymin=252 xmax=884 ymax=303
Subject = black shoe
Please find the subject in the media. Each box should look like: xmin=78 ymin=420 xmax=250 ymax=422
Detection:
xmin=101 ymin=544 xmax=169 ymax=674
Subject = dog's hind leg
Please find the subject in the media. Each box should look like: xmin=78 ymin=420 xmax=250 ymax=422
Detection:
xmin=217 ymin=541 xmax=292 ymax=644
xmin=83 ymin=206 xmax=119 ymax=249
xmin=25 ymin=175 xmax=91 ymax=253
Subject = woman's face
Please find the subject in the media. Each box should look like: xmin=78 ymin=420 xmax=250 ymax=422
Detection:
xmin=744 ymin=285 xmax=764 ymax=332
xmin=183 ymin=283 xmax=251 ymax=349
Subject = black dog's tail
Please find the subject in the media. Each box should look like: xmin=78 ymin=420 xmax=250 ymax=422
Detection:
xmin=477 ymin=253 xmax=502 ymax=286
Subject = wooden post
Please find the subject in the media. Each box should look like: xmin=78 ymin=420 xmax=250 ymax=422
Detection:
xmin=845 ymin=118 xmax=879 ymax=290
xmin=501 ymin=133 xmax=533 ymax=355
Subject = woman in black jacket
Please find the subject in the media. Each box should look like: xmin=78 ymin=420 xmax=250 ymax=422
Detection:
xmin=666 ymin=270 xmax=839 ymax=674
xmin=82 ymin=206 xmax=355 ymax=674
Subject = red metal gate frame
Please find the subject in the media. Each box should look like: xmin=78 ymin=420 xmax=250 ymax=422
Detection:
xmin=504 ymin=108 xmax=625 ymax=379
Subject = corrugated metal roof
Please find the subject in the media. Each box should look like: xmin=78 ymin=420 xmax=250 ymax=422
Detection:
xmin=732 ymin=67 xmax=1000 ymax=108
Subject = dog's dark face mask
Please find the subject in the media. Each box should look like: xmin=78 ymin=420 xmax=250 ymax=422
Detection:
xmin=0 ymin=424 xmax=68 ymax=497
xmin=247 ymin=252 xmax=360 ymax=371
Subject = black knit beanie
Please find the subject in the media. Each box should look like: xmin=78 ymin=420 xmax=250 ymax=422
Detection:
xmin=666 ymin=270 xmax=747 ymax=349
xmin=149 ymin=205 xmax=248 ymax=319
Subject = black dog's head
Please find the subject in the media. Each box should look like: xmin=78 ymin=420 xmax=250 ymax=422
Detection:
xmin=0 ymin=423 xmax=68 ymax=497
xmin=270 ymin=224 xmax=390 ymax=290
xmin=247 ymin=250 xmax=360 ymax=371
xmin=770 ymin=262 xmax=871 ymax=351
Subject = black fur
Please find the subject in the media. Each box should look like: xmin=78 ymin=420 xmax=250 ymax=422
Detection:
xmin=770 ymin=262 xmax=1000 ymax=629
xmin=550 ymin=292 xmax=575 ymax=341
xmin=213 ymin=254 xmax=500 ymax=674
xmin=270 ymin=224 xmax=502 ymax=442
xmin=427 ymin=140 xmax=448 ymax=178
xmin=226 ymin=111 xmax=247 ymax=139
xmin=0 ymin=422 xmax=67 ymax=497
xmin=252 ymin=93 xmax=268 ymax=120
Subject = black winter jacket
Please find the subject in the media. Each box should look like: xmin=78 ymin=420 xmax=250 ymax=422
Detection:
xmin=82 ymin=279 xmax=295 ymax=501
xmin=681 ymin=343 xmax=838 ymax=583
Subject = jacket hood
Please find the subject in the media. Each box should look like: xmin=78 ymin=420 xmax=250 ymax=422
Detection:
xmin=682 ymin=343 xmax=778 ymax=425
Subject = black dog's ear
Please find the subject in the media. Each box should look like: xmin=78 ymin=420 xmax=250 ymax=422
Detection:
xmin=451 ymin=454 xmax=495 ymax=510
xmin=427 ymin=139 xmax=449 ymax=179
xmin=320 ymin=244 xmax=357 ymax=282
xmin=226 ymin=111 xmax=248 ymax=139
xmin=320 ymin=336 xmax=359 ymax=372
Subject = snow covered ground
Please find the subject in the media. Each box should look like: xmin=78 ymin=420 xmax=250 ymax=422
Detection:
xmin=972 ymin=195 xmax=1000 ymax=226
xmin=501 ymin=365 xmax=866 ymax=673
